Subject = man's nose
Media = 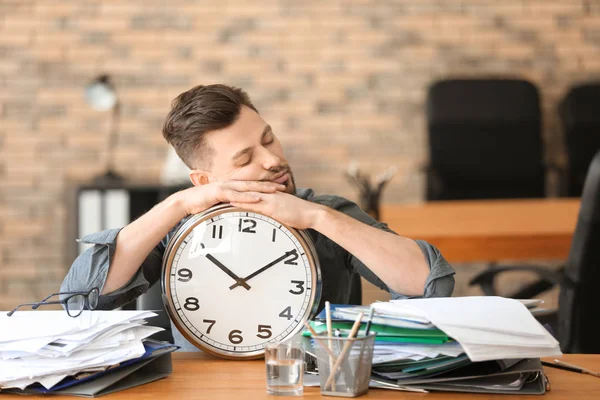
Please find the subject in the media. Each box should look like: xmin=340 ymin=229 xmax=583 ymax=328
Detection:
xmin=258 ymin=147 xmax=282 ymax=170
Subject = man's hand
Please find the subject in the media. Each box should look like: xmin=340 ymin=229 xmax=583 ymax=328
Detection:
xmin=229 ymin=191 xmax=325 ymax=230
xmin=175 ymin=180 xmax=286 ymax=217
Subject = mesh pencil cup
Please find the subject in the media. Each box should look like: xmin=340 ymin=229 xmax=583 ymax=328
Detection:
xmin=314 ymin=333 xmax=376 ymax=397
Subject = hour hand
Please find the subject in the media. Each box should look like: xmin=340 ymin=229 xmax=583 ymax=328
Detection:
xmin=205 ymin=253 xmax=251 ymax=290
xmin=229 ymin=250 xmax=297 ymax=290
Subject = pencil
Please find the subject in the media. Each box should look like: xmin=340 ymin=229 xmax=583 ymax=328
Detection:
xmin=325 ymin=301 xmax=336 ymax=391
xmin=302 ymin=322 xmax=337 ymax=360
xmin=324 ymin=311 xmax=364 ymax=390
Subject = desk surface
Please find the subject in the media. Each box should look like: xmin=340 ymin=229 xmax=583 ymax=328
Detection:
xmin=8 ymin=353 xmax=598 ymax=400
xmin=380 ymin=199 xmax=580 ymax=262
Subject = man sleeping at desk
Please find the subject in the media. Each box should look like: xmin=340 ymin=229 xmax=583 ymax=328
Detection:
xmin=61 ymin=84 xmax=455 ymax=352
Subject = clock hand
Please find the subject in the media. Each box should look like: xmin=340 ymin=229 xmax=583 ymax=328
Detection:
xmin=229 ymin=250 xmax=297 ymax=290
xmin=205 ymin=253 xmax=251 ymax=290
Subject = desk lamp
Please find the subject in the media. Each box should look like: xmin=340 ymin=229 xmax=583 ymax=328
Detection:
xmin=85 ymin=74 xmax=125 ymax=184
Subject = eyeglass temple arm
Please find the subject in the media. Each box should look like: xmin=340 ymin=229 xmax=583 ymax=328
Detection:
xmin=37 ymin=291 xmax=89 ymax=304
xmin=31 ymin=300 xmax=69 ymax=309
xmin=7 ymin=302 xmax=46 ymax=317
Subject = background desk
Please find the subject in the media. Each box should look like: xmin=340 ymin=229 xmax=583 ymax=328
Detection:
xmin=4 ymin=353 xmax=597 ymax=399
xmin=380 ymin=199 xmax=580 ymax=263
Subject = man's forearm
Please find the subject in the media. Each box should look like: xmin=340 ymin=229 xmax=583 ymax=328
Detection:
xmin=311 ymin=206 xmax=430 ymax=296
xmin=101 ymin=194 xmax=186 ymax=295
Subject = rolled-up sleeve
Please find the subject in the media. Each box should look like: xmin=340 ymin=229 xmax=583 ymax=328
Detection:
xmin=60 ymin=228 xmax=163 ymax=310
xmin=389 ymin=240 xmax=455 ymax=299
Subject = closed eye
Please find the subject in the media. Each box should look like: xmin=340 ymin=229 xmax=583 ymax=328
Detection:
xmin=238 ymin=157 xmax=252 ymax=167
xmin=263 ymin=132 xmax=275 ymax=146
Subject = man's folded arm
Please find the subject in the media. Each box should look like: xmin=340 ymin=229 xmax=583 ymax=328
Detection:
xmin=327 ymin=197 xmax=455 ymax=298
xmin=349 ymin=234 xmax=455 ymax=299
xmin=60 ymin=228 xmax=165 ymax=310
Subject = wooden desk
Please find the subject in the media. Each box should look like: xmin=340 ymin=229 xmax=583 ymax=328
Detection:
xmin=380 ymin=199 xmax=580 ymax=262
xmin=4 ymin=353 xmax=597 ymax=399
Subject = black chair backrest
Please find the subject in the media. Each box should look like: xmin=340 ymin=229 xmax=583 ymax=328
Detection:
xmin=558 ymin=150 xmax=600 ymax=353
xmin=427 ymin=79 xmax=545 ymax=200
xmin=559 ymin=83 xmax=600 ymax=197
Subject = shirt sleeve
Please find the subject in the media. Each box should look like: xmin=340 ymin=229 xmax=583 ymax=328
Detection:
xmin=60 ymin=228 xmax=166 ymax=310
xmin=329 ymin=197 xmax=456 ymax=299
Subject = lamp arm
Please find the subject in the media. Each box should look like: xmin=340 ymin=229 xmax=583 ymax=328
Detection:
xmin=107 ymin=101 xmax=121 ymax=173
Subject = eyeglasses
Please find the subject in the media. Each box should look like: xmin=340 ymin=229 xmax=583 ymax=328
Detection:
xmin=7 ymin=287 xmax=99 ymax=318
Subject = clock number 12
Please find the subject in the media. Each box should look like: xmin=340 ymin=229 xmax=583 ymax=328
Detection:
xmin=238 ymin=219 xmax=257 ymax=234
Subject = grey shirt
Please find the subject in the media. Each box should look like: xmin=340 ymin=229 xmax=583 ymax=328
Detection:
xmin=61 ymin=188 xmax=455 ymax=351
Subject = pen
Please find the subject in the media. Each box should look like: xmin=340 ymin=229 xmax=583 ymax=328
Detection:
xmin=364 ymin=307 xmax=375 ymax=336
xmin=541 ymin=359 xmax=600 ymax=378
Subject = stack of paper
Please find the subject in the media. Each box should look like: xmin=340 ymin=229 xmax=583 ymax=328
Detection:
xmin=0 ymin=310 xmax=165 ymax=391
xmin=306 ymin=297 xmax=560 ymax=394
xmin=372 ymin=296 xmax=561 ymax=362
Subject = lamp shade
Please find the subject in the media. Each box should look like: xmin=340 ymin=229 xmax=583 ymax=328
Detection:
xmin=85 ymin=75 xmax=117 ymax=111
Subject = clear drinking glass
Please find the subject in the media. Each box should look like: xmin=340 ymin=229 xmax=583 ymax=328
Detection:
xmin=264 ymin=341 xmax=305 ymax=396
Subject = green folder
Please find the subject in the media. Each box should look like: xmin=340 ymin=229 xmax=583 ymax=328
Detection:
xmin=374 ymin=336 xmax=448 ymax=344
xmin=303 ymin=321 xmax=450 ymax=344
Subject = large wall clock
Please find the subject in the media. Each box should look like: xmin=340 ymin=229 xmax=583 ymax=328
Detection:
xmin=161 ymin=203 xmax=322 ymax=359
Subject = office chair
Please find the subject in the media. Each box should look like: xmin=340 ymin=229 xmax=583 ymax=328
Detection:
xmin=425 ymin=79 xmax=547 ymax=200
xmin=559 ymin=82 xmax=600 ymax=197
xmin=469 ymin=151 xmax=600 ymax=353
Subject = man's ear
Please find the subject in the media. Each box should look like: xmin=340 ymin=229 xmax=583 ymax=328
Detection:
xmin=189 ymin=170 xmax=211 ymax=187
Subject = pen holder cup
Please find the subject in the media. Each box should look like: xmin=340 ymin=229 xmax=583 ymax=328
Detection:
xmin=314 ymin=333 xmax=376 ymax=397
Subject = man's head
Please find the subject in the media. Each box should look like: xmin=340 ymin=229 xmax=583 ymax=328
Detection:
xmin=162 ymin=84 xmax=296 ymax=194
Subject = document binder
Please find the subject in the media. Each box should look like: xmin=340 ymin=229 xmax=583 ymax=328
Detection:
xmin=375 ymin=358 xmax=547 ymax=394
xmin=3 ymin=341 xmax=177 ymax=397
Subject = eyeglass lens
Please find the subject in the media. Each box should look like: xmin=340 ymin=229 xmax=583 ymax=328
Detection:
xmin=88 ymin=288 xmax=99 ymax=310
xmin=66 ymin=295 xmax=86 ymax=317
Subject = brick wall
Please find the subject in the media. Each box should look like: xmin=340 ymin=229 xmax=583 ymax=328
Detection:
xmin=1 ymin=0 xmax=600 ymax=309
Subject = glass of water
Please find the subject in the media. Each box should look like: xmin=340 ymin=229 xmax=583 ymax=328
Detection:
xmin=264 ymin=341 xmax=305 ymax=396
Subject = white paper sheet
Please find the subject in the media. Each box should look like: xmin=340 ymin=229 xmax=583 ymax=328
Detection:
xmin=372 ymin=297 xmax=561 ymax=362
xmin=0 ymin=310 xmax=160 ymax=390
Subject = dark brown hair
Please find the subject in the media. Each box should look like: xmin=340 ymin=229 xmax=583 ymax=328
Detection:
xmin=162 ymin=84 xmax=259 ymax=170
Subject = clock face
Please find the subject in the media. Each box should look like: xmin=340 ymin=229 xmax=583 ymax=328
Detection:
xmin=162 ymin=205 xmax=321 ymax=359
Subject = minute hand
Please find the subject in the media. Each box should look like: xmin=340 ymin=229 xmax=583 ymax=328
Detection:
xmin=229 ymin=250 xmax=297 ymax=290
